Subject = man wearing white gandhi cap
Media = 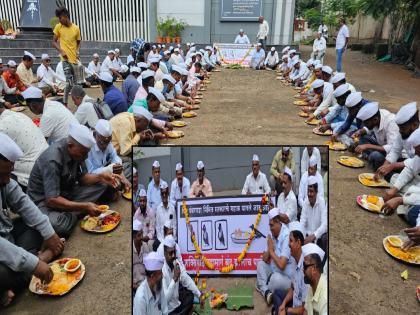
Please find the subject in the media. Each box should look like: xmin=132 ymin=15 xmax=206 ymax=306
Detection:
xmin=0 ymin=133 xmax=65 ymax=306
xmin=27 ymin=123 xmax=124 ymax=237
xmin=147 ymin=160 xmax=168 ymax=212
xmin=270 ymin=147 xmax=296 ymax=196
xmin=189 ymin=161 xmax=213 ymax=198
xmin=272 ymin=220 xmax=307 ymax=314
xmin=162 ymin=234 xmax=201 ymax=314
xmin=85 ymin=120 xmax=131 ymax=191
xmin=17 ymin=50 xmax=38 ymax=88
xmin=242 ymin=154 xmax=271 ymax=195
xmin=381 ymin=127 xmax=420 ymax=226
xmin=256 ymin=207 xmax=294 ymax=305
xmin=133 ymin=188 xmax=156 ymax=252
xmin=376 ymin=101 xmax=419 ymax=183
xmin=133 ymin=219 xmax=150 ymax=289
xmin=300 ymin=175 xmax=328 ymax=254
xmin=157 ymin=230 xmax=183 ymax=265
xmin=353 ymin=101 xmax=400 ymax=171
xmin=277 ymin=166 xmax=298 ymax=224
xmin=155 ymin=181 xmax=176 ymax=246
xmin=133 ymin=251 xmax=168 ymax=315
xmin=302 ymin=243 xmax=327 ymax=315
xmin=170 ymin=162 xmax=191 ymax=207
xmin=298 ymin=155 xmax=324 ymax=208
xmin=24 ymin=86 xmax=79 ymax=144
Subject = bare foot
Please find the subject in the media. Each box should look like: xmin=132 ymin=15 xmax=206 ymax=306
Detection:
xmin=38 ymin=248 xmax=55 ymax=263
xmin=1 ymin=290 xmax=15 ymax=307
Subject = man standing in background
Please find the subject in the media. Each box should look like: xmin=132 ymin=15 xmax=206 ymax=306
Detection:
xmin=52 ymin=6 xmax=81 ymax=107
xmin=257 ymin=16 xmax=269 ymax=51
xmin=335 ymin=17 xmax=349 ymax=72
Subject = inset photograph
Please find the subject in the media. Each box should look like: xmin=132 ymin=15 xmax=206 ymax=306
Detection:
xmin=132 ymin=146 xmax=328 ymax=314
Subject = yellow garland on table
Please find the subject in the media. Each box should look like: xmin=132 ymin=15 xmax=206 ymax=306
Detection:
xmin=182 ymin=195 xmax=268 ymax=273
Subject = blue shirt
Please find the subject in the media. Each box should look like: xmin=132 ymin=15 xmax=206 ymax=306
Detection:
xmin=336 ymin=98 xmax=370 ymax=135
xmin=292 ymin=254 xmax=308 ymax=307
xmin=271 ymin=224 xmax=295 ymax=279
xmin=86 ymin=143 xmax=122 ymax=174
xmin=325 ymin=104 xmax=348 ymax=124
xmin=122 ymin=74 xmax=140 ymax=106
xmin=103 ymin=85 xmax=128 ymax=115
xmin=147 ymin=179 xmax=167 ymax=211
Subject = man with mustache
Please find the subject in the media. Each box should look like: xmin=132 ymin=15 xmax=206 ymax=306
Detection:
xmin=162 ymin=235 xmax=201 ymax=315
xmin=169 ymin=163 xmax=190 ymax=207
xmin=242 ymin=154 xmax=270 ymax=195
xmin=133 ymin=251 xmax=168 ymax=314
xmin=302 ymin=243 xmax=327 ymax=315
xmin=353 ymin=101 xmax=400 ymax=171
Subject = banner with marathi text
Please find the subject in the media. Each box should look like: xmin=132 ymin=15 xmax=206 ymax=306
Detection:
xmin=176 ymin=195 xmax=272 ymax=275
xmin=214 ymin=43 xmax=254 ymax=67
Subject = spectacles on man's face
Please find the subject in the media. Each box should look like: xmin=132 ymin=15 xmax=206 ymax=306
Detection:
xmin=303 ymin=263 xmax=315 ymax=271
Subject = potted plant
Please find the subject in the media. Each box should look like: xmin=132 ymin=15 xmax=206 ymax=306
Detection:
xmin=174 ymin=19 xmax=188 ymax=43
xmin=155 ymin=18 xmax=164 ymax=43
xmin=162 ymin=17 xmax=173 ymax=44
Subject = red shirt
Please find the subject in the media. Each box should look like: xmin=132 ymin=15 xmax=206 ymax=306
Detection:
xmin=2 ymin=70 xmax=27 ymax=94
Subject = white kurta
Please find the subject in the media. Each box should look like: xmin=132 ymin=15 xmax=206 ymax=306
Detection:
xmin=0 ymin=110 xmax=49 ymax=186
xmin=368 ymin=109 xmax=400 ymax=153
xmin=300 ymin=195 xmax=328 ymax=239
xmin=169 ymin=177 xmax=191 ymax=207
xmin=277 ymin=190 xmax=298 ymax=222
xmin=393 ymin=156 xmax=420 ymax=192
xmin=313 ymin=82 xmax=334 ymax=116
xmin=87 ymin=61 xmax=101 ymax=77
xmin=242 ymin=171 xmax=271 ymax=195
xmin=155 ymin=202 xmax=177 ymax=242
xmin=162 ymin=259 xmax=201 ymax=313
xmin=40 ymin=100 xmax=78 ymax=143
xmin=290 ymin=62 xmax=308 ymax=81
xmin=298 ymin=171 xmax=324 ymax=208
xmin=386 ymin=132 xmax=415 ymax=163
xmin=133 ymin=279 xmax=168 ymax=315
xmin=300 ymin=147 xmax=322 ymax=175
xmin=37 ymin=64 xmax=65 ymax=88
xmin=313 ymin=37 xmax=326 ymax=53
xmin=234 ymin=34 xmax=250 ymax=44
xmin=100 ymin=56 xmax=118 ymax=75
xmin=265 ymin=51 xmax=279 ymax=67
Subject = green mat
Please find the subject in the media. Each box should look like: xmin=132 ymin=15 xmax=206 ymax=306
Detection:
xmin=193 ymin=298 xmax=212 ymax=315
xmin=226 ymin=285 xmax=254 ymax=311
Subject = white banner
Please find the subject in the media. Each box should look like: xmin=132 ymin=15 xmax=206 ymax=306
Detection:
xmin=214 ymin=43 xmax=254 ymax=67
xmin=176 ymin=195 xmax=274 ymax=275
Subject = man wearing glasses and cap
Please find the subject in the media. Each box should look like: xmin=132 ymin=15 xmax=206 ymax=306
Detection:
xmin=234 ymin=29 xmax=250 ymax=44
xmin=36 ymin=54 xmax=65 ymax=96
xmin=270 ymin=147 xmax=295 ymax=197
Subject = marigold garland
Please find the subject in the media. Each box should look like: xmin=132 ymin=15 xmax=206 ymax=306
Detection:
xmin=182 ymin=195 xmax=268 ymax=274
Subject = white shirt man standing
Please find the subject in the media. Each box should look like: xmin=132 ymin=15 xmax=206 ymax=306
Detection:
xmin=242 ymin=154 xmax=271 ymax=195
xmin=336 ymin=17 xmax=349 ymax=72
xmin=234 ymin=29 xmax=250 ymax=44
xmin=257 ymin=16 xmax=269 ymax=51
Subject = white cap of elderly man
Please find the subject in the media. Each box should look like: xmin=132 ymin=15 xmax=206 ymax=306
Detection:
xmin=0 ymin=133 xmax=24 ymax=162
xmin=95 ymin=119 xmax=112 ymax=137
xmin=68 ymin=123 xmax=96 ymax=149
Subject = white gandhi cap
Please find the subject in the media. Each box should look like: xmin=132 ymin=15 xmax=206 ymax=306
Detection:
xmin=197 ymin=161 xmax=205 ymax=170
xmin=0 ymin=133 xmax=24 ymax=162
xmin=160 ymin=181 xmax=168 ymax=190
xmin=143 ymin=252 xmax=165 ymax=271
xmin=132 ymin=106 xmax=153 ymax=122
xmin=331 ymin=72 xmax=346 ymax=84
xmin=175 ymin=163 xmax=183 ymax=171
xmin=302 ymin=243 xmax=325 ymax=261
xmin=311 ymin=79 xmax=324 ymax=89
xmin=99 ymin=72 xmax=113 ymax=83
xmin=148 ymin=87 xmax=165 ymax=102
xmin=345 ymin=92 xmax=362 ymax=108
xmin=407 ymin=127 xmax=420 ymax=147
xmin=333 ymin=83 xmax=349 ymax=98
xmin=356 ymin=102 xmax=379 ymax=121
xmin=95 ymin=119 xmax=112 ymax=137
xmin=139 ymin=189 xmax=147 ymax=197
xmin=23 ymin=50 xmax=36 ymax=60
xmin=289 ymin=221 xmax=304 ymax=234
xmin=141 ymin=70 xmax=155 ymax=79
xmin=268 ymin=208 xmax=279 ymax=220
xmin=22 ymin=86 xmax=43 ymax=99
xmin=307 ymin=175 xmax=318 ymax=186
xmin=163 ymin=235 xmax=176 ymax=248
xmin=395 ymin=102 xmax=417 ymax=125
xmin=321 ymin=65 xmax=333 ymax=75
xmin=152 ymin=160 xmax=160 ymax=168
xmin=68 ymin=123 xmax=96 ymax=149
xmin=252 ymin=154 xmax=259 ymax=162
xmin=309 ymin=155 xmax=318 ymax=167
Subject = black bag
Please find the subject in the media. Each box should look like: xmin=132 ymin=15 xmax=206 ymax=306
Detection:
xmin=93 ymin=98 xmax=114 ymax=120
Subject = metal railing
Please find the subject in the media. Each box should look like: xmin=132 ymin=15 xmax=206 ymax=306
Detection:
xmin=0 ymin=0 xmax=149 ymax=42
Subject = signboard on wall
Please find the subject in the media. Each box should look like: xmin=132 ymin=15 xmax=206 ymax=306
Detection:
xmin=214 ymin=43 xmax=254 ymax=67
xmin=220 ymin=0 xmax=263 ymax=21
xmin=177 ymin=195 xmax=272 ymax=275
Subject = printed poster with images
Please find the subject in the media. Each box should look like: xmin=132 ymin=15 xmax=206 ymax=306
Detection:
xmin=177 ymin=195 xmax=272 ymax=275
xmin=214 ymin=43 xmax=254 ymax=67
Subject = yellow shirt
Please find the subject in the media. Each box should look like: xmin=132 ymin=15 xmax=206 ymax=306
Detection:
xmin=303 ymin=74 xmax=316 ymax=92
xmin=17 ymin=62 xmax=36 ymax=87
xmin=53 ymin=23 xmax=81 ymax=64
xmin=270 ymin=149 xmax=296 ymax=178
xmin=109 ymin=112 xmax=141 ymax=156
xmin=304 ymin=273 xmax=328 ymax=315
